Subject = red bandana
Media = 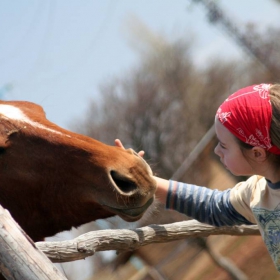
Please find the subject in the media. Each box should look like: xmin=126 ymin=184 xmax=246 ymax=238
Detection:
xmin=216 ymin=83 xmax=280 ymax=155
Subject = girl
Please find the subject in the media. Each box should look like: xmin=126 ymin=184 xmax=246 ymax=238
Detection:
xmin=115 ymin=83 xmax=280 ymax=272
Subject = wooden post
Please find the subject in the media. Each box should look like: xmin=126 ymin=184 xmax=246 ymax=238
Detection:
xmin=0 ymin=205 xmax=67 ymax=280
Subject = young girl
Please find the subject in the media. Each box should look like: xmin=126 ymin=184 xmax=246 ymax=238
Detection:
xmin=115 ymin=83 xmax=280 ymax=273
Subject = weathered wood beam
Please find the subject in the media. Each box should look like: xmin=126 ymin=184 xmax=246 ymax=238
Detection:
xmin=0 ymin=205 xmax=67 ymax=280
xmin=36 ymin=220 xmax=260 ymax=263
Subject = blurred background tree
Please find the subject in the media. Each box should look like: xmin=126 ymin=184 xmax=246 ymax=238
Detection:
xmin=73 ymin=19 xmax=280 ymax=180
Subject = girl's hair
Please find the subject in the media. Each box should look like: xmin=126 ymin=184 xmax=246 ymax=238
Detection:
xmin=269 ymin=84 xmax=280 ymax=149
xmin=237 ymin=84 xmax=280 ymax=165
xmin=268 ymin=84 xmax=280 ymax=165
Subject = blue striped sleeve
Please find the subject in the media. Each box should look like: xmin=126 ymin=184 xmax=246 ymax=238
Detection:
xmin=166 ymin=180 xmax=253 ymax=226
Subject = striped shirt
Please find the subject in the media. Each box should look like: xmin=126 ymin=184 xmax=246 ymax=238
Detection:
xmin=166 ymin=180 xmax=253 ymax=226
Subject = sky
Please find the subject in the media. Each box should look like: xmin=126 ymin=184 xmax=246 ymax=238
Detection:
xmin=1 ymin=0 xmax=280 ymax=130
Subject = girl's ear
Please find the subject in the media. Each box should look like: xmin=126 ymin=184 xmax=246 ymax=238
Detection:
xmin=251 ymin=147 xmax=267 ymax=162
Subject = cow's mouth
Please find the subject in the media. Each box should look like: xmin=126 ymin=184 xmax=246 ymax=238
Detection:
xmin=103 ymin=197 xmax=154 ymax=221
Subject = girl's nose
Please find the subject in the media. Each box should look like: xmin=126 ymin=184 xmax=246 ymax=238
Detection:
xmin=214 ymin=144 xmax=221 ymax=156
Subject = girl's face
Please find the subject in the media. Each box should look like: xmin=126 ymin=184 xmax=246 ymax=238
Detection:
xmin=214 ymin=117 xmax=255 ymax=176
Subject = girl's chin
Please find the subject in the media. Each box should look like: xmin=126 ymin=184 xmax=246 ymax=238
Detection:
xmin=226 ymin=168 xmax=239 ymax=176
xmin=229 ymin=170 xmax=251 ymax=177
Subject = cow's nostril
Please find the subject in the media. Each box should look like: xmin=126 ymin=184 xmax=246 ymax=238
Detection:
xmin=110 ymin=171 xmax=138 ymax=194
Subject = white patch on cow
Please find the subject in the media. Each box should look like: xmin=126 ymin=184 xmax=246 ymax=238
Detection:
xmin=0 ymin=104 xmax=66 ymax=136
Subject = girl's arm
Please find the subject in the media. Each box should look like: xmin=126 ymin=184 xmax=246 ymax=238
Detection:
xmin=154 ymin=176 xmax=169 ymax=204
xmin=156 ymin=178 xmax=254 ymax=226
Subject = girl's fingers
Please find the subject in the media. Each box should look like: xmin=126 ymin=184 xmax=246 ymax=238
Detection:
xmin=114 ymin=139 xmax=125 ymax=149
xmin=115 ymin=139 xmax=145 ymax=158
xmin=138 ymin=151 xmax=145 ymax=157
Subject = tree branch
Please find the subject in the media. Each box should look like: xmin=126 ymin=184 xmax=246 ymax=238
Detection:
xmin=36 ymin=220 xmax=260 ymax=263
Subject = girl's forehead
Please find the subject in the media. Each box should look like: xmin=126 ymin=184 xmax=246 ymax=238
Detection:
xmin=215 ymin=118 xmax=234 ymax=141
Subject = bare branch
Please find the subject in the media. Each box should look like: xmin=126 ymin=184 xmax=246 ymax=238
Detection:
xmin=36 ymin=220 xmax=259 ymax=263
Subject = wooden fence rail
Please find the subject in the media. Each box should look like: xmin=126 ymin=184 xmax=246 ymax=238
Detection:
xmin=36 ymin=220 xmax=260 ymax=263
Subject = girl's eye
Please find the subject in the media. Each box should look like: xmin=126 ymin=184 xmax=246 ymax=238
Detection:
xmin=219 ymin=142 xmax=226 ymax=149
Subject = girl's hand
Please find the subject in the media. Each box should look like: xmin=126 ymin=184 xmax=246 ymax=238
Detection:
xmin=115 ymin=139 xmax=168 ymax=203
xmin=114 ymin=139 xmax=145 ymax=157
